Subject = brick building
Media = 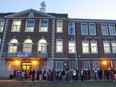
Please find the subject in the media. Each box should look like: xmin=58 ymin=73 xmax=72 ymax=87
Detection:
xmin=0 ymin=2 xmax=116 ymax=77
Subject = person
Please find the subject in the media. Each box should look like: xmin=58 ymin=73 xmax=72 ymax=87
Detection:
xmin=61 ymin=69 xmax=66 ymax=81
xmin=72 ymin=69 xmax=76 ymax=81
xmin=39 ymin=69 xmax=42 ymax=81
xmin=80 ymin=69 xmax=84 ymax=81
xmin=98 ymin=68 xmax=103 ymax=80
xmin=66 ymin=68 xmax=70 ymax=81
xmin=110 ymin=68 xmax=114 ymax=82
xmin=43 ymin=69 xmax=47 ymax=80
xmin=87 ymin=68 xmax=91 ymax=80
xmin=32 ymin=69 xmax=35 ymax=81
xmin=94 ymin=69 xmax=99 ymax=80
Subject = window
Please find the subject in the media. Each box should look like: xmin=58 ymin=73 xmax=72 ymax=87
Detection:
xmin=23 ymin=39 xmax=32 ymax=53
xmin=69 ymin=61 xmax=76 ymax=69
xmin=89 ymin=23 xmax=96 ymax=35
xmin=90 ymin=41 xmax=98 ymax=54
xmin=68 ymin=41 xmax=75 ymax=53
xmin=38 ymin=39 xmax=47 ymax=53
xmin=56 ymin=39 xmax=63 ymax=53
xmin=83 ymin=61 xmax=90 ymax=69
xmin=0 ymin=20 xmax=5 ymax=32
xmin=25 ymin=20 xmax=34 ymax=32
xmin=107 ymin=61 xmax=113 ymax=68
xmin=109 ymin=24 xmax=116 ymax=35
xmin=103 ymin=41 xmax=111 ymax=53
xmin=114 ymin=61 xmax=116 ymax=69
xmin=55 ymin=61 xmax=63 ymax=70
xmin=57 ymin=20 xmax=63 ymax=33
xmin=39 ymin=19 xmax=48 ymax=32
xmin=93 ymin=61 xmax=99 ymax=69
xmin=0 ymin=38 xmax=1 ymax=45
xmin=111 ymin=41 xmax=116 ymax=53
xmin=101 ymin=24 xmax=108 ymax=35
xmin=81 ymin=23 xmax=88 ymax=35
xmin=68 ymin=22 xmax=75 ymax=35
xmin=11 ymin=19 xmax=21 ymax=32
xmin=8 ymin=39 xmax=18 ymax=53
xmin=82 ymin=41 xmax=89 ymax=54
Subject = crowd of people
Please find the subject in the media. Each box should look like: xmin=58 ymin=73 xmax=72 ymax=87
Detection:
xmin=13 ymin=68 xmax=116 ymax=82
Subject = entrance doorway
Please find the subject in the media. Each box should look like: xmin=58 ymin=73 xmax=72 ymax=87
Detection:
xmin=22 ymin=62 xmax=32 ymax=70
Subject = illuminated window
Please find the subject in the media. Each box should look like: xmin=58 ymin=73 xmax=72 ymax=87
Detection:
xmin=8 ymin=39 xmax=18 ymax=53
xmin=82 ymin=41 xmax=89 ymax=54
xmin=101 ymin=24 xmax=108 ymax=35
xmin=38 ymin=39 xmax=47 ymax=53
xmin=39 ymin=19 xmax=48 ymax=32
xmin=12 ymin=19 xmax=21 ymax=32
xmin=23 ymin=39 xmax=32 ymax=53
xmin=69 ymin=41 xmax=75 ymax=53
xmin=0 ymin=20 xmax=5 ymax=32
xmin=90 ymin=41 xmax=98 ymax=54
xmin=57 ymin=20 xmax=63 ymax=33
xmin=81 ymin=23 xmax=88 ymax=35
xmin=25 ymin=20 xmax=34 ymax=32
xmin=103 ymin=41 xmax=111 ymax=53
xmin=111 ymin=41 xmax=116 ymax=53
xmin=56 ymin=39 xmax=63 ymax=53
xmin=89 ymin=23 xmax=96 ymax=35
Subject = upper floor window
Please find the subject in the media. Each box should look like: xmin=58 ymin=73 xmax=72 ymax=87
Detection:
xmin=38 ymin=39 xmax=47 ymax=54
xmin=56 ymin=20 xmax=63 ymax=33
xmin=23 ymin=39 xmax=32 ymax=53
xmin=90 ymin=41 xmax=98 ymax=54
xmin=101 ymin=24 xmax=108 ymax=35
xmin=82 ymin=41 xmax=89 ymax=54
xmin=111 ymin=41 xmax=116 ymax=53
xmin=68 ymin=22 xmax=75 ymax=35
xmin=39 ymin=19 xmax=48 ymax=32
xmin=103 ymin=41 xmax=111 ymax=54
xmin=68 ymin=41 xmax=76 ymax=53
xmin=56 ymin=39 xmax=63 ymax=53
xmin=81 ymin=23 xmax=88 ymax=35
xmin=89 ymin=23 xmax=96 ymax=35
xmin=0 ymin=20 xmax=5 ymax=32
xmin=8 ymin=39 xmax=18 ymax=53
xmin=25 ymin=20 xmax=34 ymax=32
xmin=11 ymin=19 xmax=21 ymax=32
xmin=109 ymin=24 xmax=116 ymax=35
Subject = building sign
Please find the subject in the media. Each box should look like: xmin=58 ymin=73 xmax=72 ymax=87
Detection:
xmin=17 ymin=52 xmax=31 ymax=57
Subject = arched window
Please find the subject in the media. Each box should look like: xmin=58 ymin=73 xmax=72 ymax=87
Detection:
xmin=38 ymin=39 xmax=47 ymax=53
xmin=23 ymin=39 xmax=32 ymax=53
xmin=8 ymin=39 xmax=18 ymax=53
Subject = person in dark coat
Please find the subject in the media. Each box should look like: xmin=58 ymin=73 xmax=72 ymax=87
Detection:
xmin=32 ymin=69 xmax=35 ymax=81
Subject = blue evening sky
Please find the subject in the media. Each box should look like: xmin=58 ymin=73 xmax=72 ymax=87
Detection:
xmin=0 ymin=0 xmax=116 ymax=19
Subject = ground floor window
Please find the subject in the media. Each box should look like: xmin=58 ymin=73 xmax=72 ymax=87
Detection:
xmin=55 ymin=61 xmax=63 ymax=70
xmin=83 ymin=61 xmax=90 ymax=69
xmin=7 ymin=61 xmax=14 ymax=70
xmin=38 ymin=61 xmax=46 ymax=69
xmin=114 ymin=61 xmax=116 ymax=69
xmin=92 ymin=61 xmax=99 ymax=69
xmin=107 ymin=61 xmax=113 ymax=68
xmin=69 ymin=61 xmax=76 ymax=69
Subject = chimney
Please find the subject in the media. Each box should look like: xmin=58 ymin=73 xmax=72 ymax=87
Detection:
xmin=40 ymin=1 xmax=46 ymax=13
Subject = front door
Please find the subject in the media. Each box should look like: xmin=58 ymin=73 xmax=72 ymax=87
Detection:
xmin=22 ymin=62 xmax=32 ymax=70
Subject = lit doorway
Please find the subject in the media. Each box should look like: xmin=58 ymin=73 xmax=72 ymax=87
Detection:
xmin=22 ymin=62 xmax=32 ymax=70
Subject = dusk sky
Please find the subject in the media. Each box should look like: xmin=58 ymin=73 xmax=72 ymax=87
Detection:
xmin=1 ymin=0 xmax=116 ymax=19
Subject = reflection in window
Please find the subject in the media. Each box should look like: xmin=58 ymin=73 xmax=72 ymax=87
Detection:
xmin=25 ymin=20 xmax=34 ymax=32
xmin=39 ymin=19 xmax=48 ymax=32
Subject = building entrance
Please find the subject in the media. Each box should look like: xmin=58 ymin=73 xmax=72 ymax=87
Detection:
xmin=22 ymin=62 xmax=32 ymax=70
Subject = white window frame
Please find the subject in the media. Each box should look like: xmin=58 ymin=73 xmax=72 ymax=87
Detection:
xmin=83 ymin=61 xmax=90 ymax=69
xmin=90 ymin=41 xmax=98 ymax=54
xmin=25 ymin=19 xmax=35 ymax=32
xmin=93 ymin=61 xmax=99 ymax=69
xmin=68 ymin=41 xmax=76 ymax=53
xmin=55 ymin=61 xmax=63 ymax=70
xmin=56 ymin=20 xmax=63 ymax=33
xmin=101 ymin=23 xmax=109 ymax=35
xmin=103 ymin=41 xmax=111 ymax=54
xmin=56 ymin=39 xmax=63 ymax=53
xmin=39 ymin=19 xmax=48 ymax=32
xmin=109 ymin=24 xmax=116 ymax=35
xmin=11 ymin=19 xmax=21 ymax=32
xmin=0 ymin=20 xmax=5 ymax=32
xmin=111 ymin=41 xmax=116 ymax=53
xmin=68 ymin=22 xmax=75 ymax=35
xmin=82 ymin=40 xmax=90 ymax=54
xmin=69 ymin=61 xmax=76 ymax=69
xmin=81 ymin=23 xmax=88 ymax=35
xmin=89 ymin=23 xmax=96 ymax=35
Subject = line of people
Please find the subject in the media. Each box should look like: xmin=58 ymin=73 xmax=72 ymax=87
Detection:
xmin=13 ymin=68 xmax=116 ymax=82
